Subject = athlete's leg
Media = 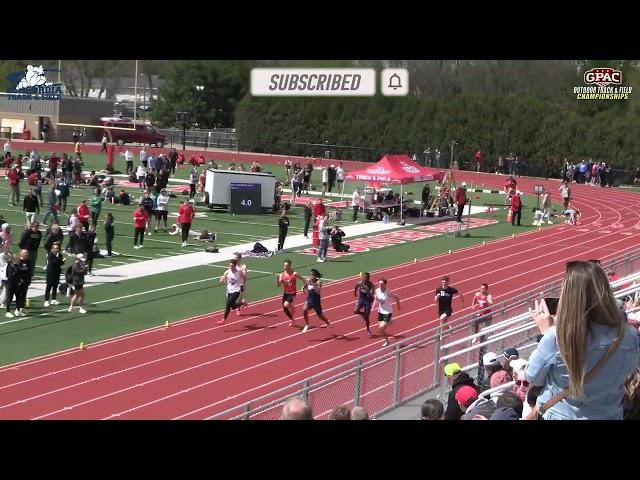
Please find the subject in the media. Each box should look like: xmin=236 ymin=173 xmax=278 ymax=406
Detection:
xmin=302 ymin=306 xmax=310 ymax=332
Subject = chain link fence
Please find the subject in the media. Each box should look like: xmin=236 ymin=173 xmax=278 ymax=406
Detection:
xmin=206 ymin=250 xmax=640 ymax=420
xmin=157 ymin=128 xmax=238 ymax=151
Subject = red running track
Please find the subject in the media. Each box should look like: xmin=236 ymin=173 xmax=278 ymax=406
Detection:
xmin=0 ymin=173 xmax=639 ymax=419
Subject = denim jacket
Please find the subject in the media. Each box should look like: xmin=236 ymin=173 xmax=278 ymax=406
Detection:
xmin=525 ymin=325 xmax=639 ymax=420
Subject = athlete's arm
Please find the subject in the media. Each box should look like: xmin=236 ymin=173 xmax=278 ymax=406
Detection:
xmin=315 ymin=280 xmax=322 ymax=293
xmin=472 ymin=292 xmax=479 ymax=308
xmin=219 ymin=270 xmax=228 ymax=283
xmin=392 ymin=293 xmax=401 ymax=311
xmin=435 ymin=291 xmax=439 ymax=305
xmin=486 ymin=294 xmax=493 ymax=306
xmin=276 ymin=273 xmax=282 ymax=287
xmin=459 ymin=290 xmax=466 ymax=306
xmin=354 ymin=284 xmax=359 ymax=298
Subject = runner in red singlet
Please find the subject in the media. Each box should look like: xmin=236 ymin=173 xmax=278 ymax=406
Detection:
xmin=471 ymin=283 xmax=493 ymax=343
xmin=277 ymin=259 xmax=306 ymax=326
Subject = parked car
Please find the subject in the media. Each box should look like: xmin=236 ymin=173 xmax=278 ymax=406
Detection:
xmin=100 ymin=117 xmax=166 ymax=148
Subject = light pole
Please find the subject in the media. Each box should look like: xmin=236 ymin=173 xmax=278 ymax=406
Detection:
xmin=140 ymin=73 xmax=147 ymax=120
xmin=450 ymin=140 xmax=457 ymax=168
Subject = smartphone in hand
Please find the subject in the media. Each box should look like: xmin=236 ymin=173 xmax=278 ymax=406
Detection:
xmin=544 ymin=297 xmax=559 ymax=316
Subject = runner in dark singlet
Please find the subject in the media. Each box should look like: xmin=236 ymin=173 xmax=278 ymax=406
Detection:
xmin=277 ymin=259 xmax=306 ymax=326
xmin=301 ymin=269 xmax=330 ymax=332
xmin=354 ymin=272 xmax=375 ymax=337
xmin=435 ymin=276 xmax=465 ymax=330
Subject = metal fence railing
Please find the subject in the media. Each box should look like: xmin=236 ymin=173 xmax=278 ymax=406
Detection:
xmin=157 ymin=128 xmax=238 ymax=151
xmin=205 ymin=250 xmax=640 ymax=420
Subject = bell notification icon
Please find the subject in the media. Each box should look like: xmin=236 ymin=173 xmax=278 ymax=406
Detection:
xmin=381 ymin=69 xmax=409 ymax=96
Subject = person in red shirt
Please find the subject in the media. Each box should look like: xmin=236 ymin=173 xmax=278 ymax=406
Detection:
xmin=77 ymin=200 xmax=91 ymax=231
xmin=471 ymin=283 xmax=493 ymax=343
xmin=7 ymin=164 xmax=22 ymax=206
xmin=178 ymin=199 xmax=196 ymax=247
xmin=504 ymin=176 xmax=517 ymax=202
xmin=106 ymin=143 xmax=115 ymax=171
xmin=454 ymin=182 xmax=467 ymax=223
xmin=133 ymin=206 xmax=149 ymax=249
xmin=510 ymin=191 xmax=522 ymax=226
xmin=276 ymin=259 xmax=306 ymax=326
xmin=474 ymin=150 xmax=484 ymax=172
xmin=49 ymin=153 xmax=59 ymax=178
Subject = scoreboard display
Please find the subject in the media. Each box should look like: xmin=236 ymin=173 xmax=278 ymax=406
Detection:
xmin=230 ymin=183 xmax=262 ymax=214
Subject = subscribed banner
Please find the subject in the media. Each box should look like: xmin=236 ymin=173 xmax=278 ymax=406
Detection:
xmin=251 ymin=68 xmax=376 ymax=97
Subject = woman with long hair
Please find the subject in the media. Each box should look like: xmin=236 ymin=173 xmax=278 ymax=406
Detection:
xmin=526 ymin=261 xmax=639 ymax=419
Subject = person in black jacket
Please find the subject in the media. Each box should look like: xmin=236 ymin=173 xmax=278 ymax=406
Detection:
xmin=303 ymin=201 xmax=313 ymax=238
xmin=444 ymin=363 xmax=480 ymax=420
xmin=5 ymin=250 xmax=30 ymax=318
xmin=327 ymin=165 xmax=336 ymax=193
xmin=86 ymin=225 xmax=97 ymax=274
xmin=277 ymin=210 xmax=290 ymax=252
xmin=43 ymin=242 xmax=65 ymax=307
xmin=43 ymin=221 xmax=64 ymax=254
xmin=18 ymin=222 xmax=42 ymax=282
xmin=104 ymin=213 xmax=115 ymax=256
xmin=22 ymin=190 xmax=40 ymax=226
xmin=66 ymin=225 xmax=88 ymax=255
xmin=69 ymin=254 xmax=88 ymax=314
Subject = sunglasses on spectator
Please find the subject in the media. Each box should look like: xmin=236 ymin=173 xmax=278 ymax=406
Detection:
xmin=515 ymin=380 xmax=529 ymax=387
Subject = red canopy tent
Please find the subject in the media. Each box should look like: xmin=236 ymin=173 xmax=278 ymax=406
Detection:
xmin=344 ymin=154 xmax=443 ymax=185
xmin=343 ymin=155 xmax=444 ymax=221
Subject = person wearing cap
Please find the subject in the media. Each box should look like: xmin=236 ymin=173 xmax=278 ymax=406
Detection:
xmin=444 ymin=363 xmax=479 ymax=420
xmin=478 ymin=351 xmax=504 ymax=393
xmin=455 ymin=386 xmax=479 ymax=414
xmin=68 ymin=253 xmax=88 ymax=314
xmin=454 ymin=182 xmax=467 ymax=223
xmin=510 ymin=191 xmax=522 ymax=226
xmin=178 ymin=199 xmax=196 ymax=247
xmin=155 ymin=188 xmax=170 ymax=232
xmin=498 ymin=347 xmax=519 ymax=372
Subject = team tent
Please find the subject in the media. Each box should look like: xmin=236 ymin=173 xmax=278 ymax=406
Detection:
xmin=343 ymin=155 xmax=444 ymax=221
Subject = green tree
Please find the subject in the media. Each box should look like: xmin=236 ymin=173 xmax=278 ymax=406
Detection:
xmin=0 ymin=60 xmax=25 ymax=91
xmin=151 ymin=61 xmax=251 ymax=128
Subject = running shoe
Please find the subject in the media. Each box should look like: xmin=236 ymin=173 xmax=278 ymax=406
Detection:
xmin=382 ymin=340 xmax=390 ymax=347
xmin=51 ymin=300 xmax=60 ymax=306
xmin=79 ymin=308 xmax=87 ymax=314
xmin=302 ymin=325 xmax=309 ymax=333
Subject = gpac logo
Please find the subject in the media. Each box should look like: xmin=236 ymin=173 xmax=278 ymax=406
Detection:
xmin=6 ymin=65 xmax=63 ymax=100
xmin=583 ymin=68 xmax=622 ymax=87
xmin=574 ymin=67 xmax=632 ymax=101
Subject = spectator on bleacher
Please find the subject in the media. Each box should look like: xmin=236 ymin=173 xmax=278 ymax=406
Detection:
xmin=478 ymin=352 xmax=503 ymax=392
xmin=455 ymin=386 xmax=479 ymax=416
xmin=420 ymin=399 xmax=444 ymax=420
xmin=444 ymin=362 xmax=480 ymax=420
xmin=510 ymin=358 xmax=529 ymax=401
xmin=526 ymin=261 xmax=639 ymax=420
xmin=350 ymin=406 xmax=369 ymax=420
xmin=498 ymin=347 xmax=519 ymax=374
xmin=280 ymin=396 xmax=313 ymax=420
xmin=496 ymin=390 xmax=524 ymax=419
xmin=328 ymin=405 xmax=351 ymax=420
